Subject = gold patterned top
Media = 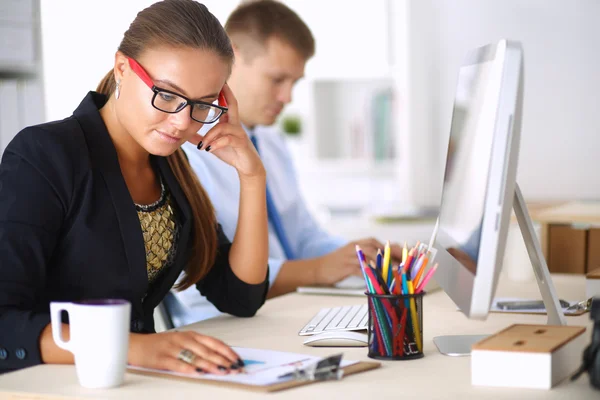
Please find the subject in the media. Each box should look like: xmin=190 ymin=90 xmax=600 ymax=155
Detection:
xmin=135 ymin=180 xmax=179 ymax=284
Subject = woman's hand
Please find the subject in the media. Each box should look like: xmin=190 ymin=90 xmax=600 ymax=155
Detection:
xmin=128 ymin=330 xmax=245 ymax=375
xmin=189 ymin=83 xmax=265 ymax=179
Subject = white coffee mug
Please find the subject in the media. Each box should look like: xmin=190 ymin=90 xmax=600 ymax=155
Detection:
xmin=50 ymin=299 xmax=131 ymax=389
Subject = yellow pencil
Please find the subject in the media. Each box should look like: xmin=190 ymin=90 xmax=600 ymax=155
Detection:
xmin=402 ymin=241 xmax=408 ymax=265
xmin=382 ymin=240 xmax=391 ymax=284
xmin=407 ymin=280 xmax=422 ymax=352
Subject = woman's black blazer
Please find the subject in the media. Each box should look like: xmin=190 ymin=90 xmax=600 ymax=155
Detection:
xmin=0 ymin=92 xmax=268 ymax=372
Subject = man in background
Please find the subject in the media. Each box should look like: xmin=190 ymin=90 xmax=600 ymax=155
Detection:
xmin=166 ymin=0 xmax=401 ymax=326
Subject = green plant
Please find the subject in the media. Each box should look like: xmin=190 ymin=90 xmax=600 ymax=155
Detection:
xmin=281 ymin=115 xmax=302 ymax=136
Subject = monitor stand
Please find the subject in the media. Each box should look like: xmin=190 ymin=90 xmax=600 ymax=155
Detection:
xmin=433 ymin=183 xmax=567 ymax=356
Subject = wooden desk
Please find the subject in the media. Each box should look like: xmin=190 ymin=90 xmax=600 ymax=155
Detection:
xmin=0 ymin=274 xmax=595 ymax=399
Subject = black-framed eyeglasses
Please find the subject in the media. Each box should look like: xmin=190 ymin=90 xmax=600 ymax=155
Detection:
xmin=127 ymin=57 xmax=228 ymax=124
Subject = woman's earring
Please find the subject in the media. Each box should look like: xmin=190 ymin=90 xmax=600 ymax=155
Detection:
xmin=115 ymin=80 xmax=121 ymax=99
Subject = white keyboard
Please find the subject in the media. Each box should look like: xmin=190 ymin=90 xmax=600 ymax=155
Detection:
xmin=298 ymin=304 xmax=368 ymax=336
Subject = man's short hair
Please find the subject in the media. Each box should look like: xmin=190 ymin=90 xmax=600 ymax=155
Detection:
xmin=225 ymin=0 xmax=315 ymax=61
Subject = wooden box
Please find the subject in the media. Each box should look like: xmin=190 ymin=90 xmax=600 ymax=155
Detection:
xmin=533 ymin=202 xmax=600 ymax=274
xmin=472 ymin=324 xmax=587 ymax=389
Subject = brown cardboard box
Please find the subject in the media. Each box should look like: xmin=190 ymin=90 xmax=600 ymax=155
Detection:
xmin=547 ymin=224 xmax=587 ymax=274
xmin=588 ymin=228 xmax=600 ymax=273
xmin=531 ymin=202 xmax=600 ymax=274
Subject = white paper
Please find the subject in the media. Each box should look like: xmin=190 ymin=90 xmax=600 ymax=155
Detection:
xmin=128 ymin=347 xmax=358 ymax=386
xmin=296 ymin=275 xmax=367 ymax=296
xmin=297 ymin=286 xmax=366 ymax=296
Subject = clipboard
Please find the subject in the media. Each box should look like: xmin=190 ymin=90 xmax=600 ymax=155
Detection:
xmin=128 ymin=357 xmax=380 ymax=393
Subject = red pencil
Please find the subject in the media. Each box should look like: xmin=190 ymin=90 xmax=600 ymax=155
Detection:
xmin=403 ymin=248 xmax=415 ymax=273
xmin=398 ymin=307 xmax=408 ymax=357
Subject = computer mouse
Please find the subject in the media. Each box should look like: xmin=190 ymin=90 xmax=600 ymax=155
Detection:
xmin=303 ymin=331 xmax=368 ymax=347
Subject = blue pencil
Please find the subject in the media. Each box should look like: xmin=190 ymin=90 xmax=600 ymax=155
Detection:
xmin=387 ymin=261 xmax=393 ymax=288
xmin=376 ymin=249 xmax=383 ymax=276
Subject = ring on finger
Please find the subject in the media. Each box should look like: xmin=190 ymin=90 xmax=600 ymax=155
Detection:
xmin=177 ymin=349 xmax=197 ymax=364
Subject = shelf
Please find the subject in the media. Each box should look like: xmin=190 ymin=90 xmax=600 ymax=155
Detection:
xmin=298 ymin=158 xmax=396 ymax=178
xmin=310 ymin=79 xmax=396 ymax=161
xmin=0 ymin=64 xmax=38 ymax=78
xmin=0 ymin=0 xmax=44 ymax=156
xmin=305 ymin=67 xmax=393 ymax=82
xmin=294 ymin=158 xmax=404 ymax=214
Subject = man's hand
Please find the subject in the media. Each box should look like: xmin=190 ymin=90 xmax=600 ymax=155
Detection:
xmin=269 ymin=238 xmax=406 ymax=297
xmin=314 ymin=238 xmax=404 ymax=286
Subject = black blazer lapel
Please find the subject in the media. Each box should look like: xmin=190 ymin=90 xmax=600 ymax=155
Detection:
xmin=73 ymin=93 xmax=148 ymax=311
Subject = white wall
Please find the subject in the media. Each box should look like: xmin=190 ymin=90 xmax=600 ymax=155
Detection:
xmin=407 ymin=0 xmax=600 ymax=204
xmin=40 ymin=0 xmax=600 ymax=210
xmin=39 ymin=0 xmax=361 ymax=124
xmin=38 ymin=0 xmax=390 ymax=216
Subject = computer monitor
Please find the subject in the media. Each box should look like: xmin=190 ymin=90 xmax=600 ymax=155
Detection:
xmin=430 ymin=39 xmax=567 ymax=356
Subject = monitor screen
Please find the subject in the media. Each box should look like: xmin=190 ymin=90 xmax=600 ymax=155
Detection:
xmin=431 ymin=42 xmax=565 ymax=355
xmin=431 ymin=40 xmax=525 ymax=326
xmin=437 ymin=57 xmax=500 ymax=276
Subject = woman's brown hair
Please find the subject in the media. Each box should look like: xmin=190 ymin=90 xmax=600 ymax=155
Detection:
xmin=96 ymin=0 xmax=234 ymax=290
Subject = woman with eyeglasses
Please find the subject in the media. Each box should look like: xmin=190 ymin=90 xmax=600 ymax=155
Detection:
xmin=0 ymin=0 xmax=268 ymax=375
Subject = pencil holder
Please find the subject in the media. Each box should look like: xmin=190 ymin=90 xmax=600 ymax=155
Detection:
xmin=365 ymin=292 xmax=425 ymax=360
